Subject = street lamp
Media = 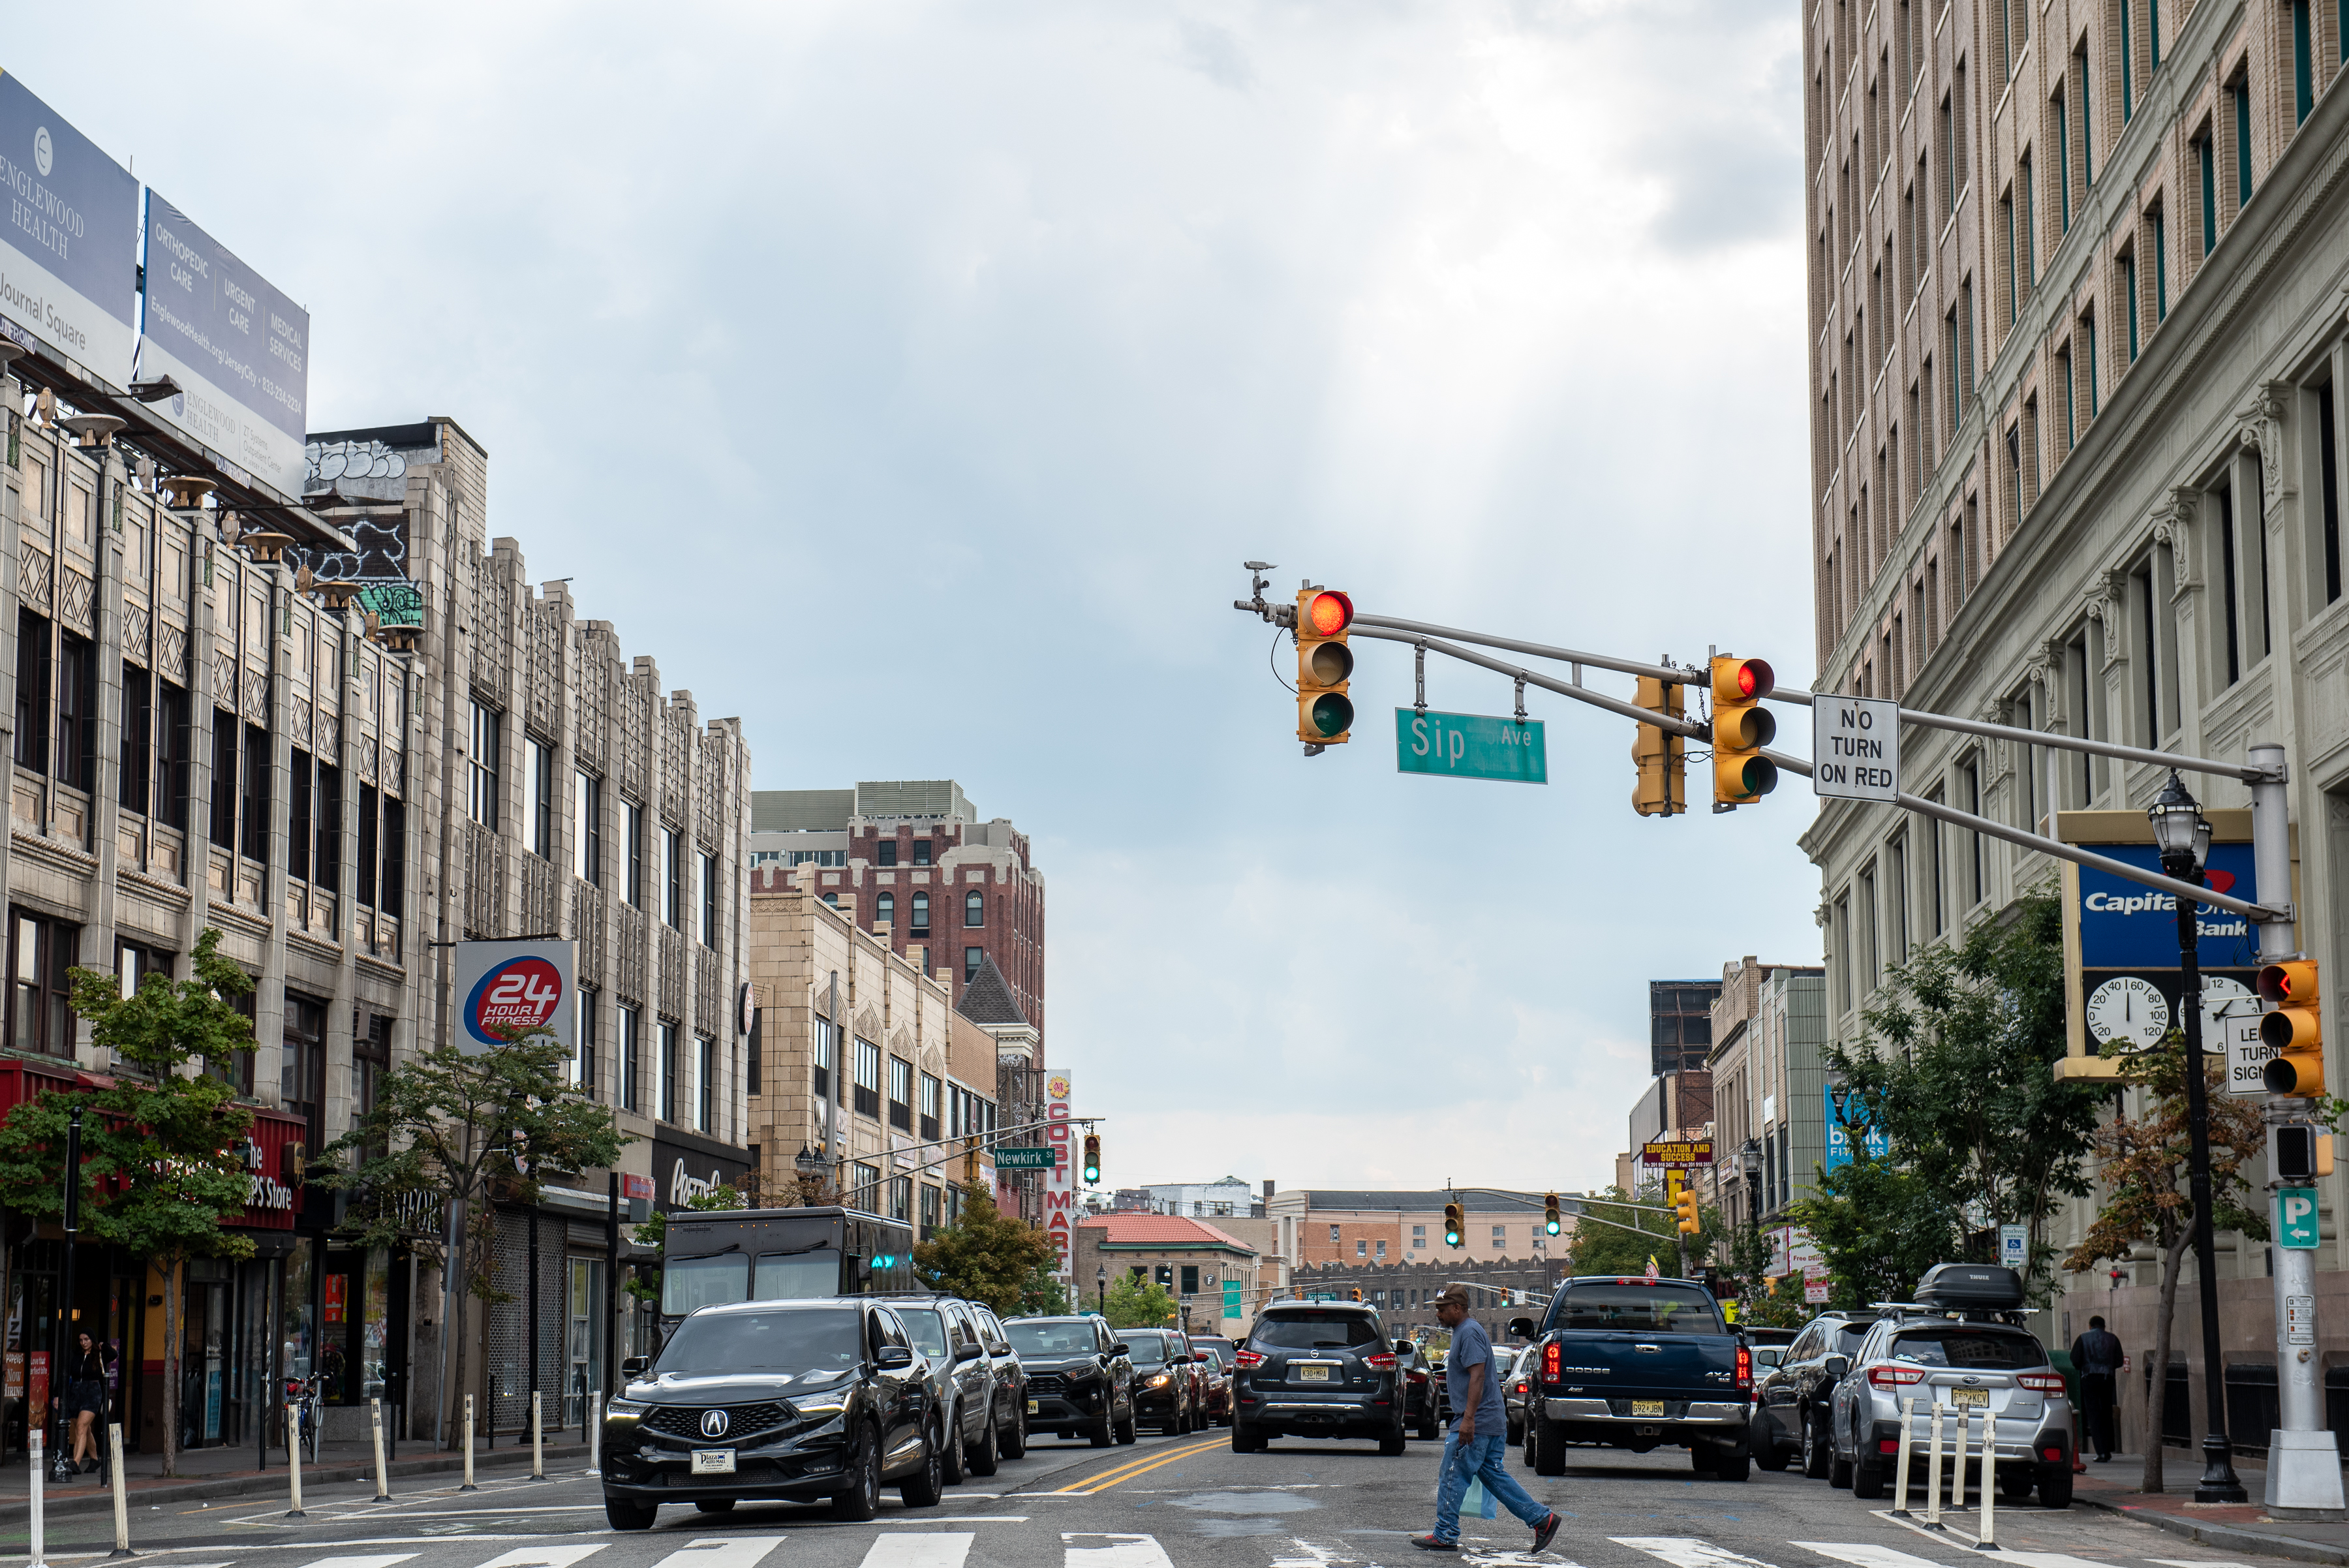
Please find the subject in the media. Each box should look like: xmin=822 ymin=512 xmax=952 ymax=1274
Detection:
xmin=2148 ymin=771 xmax=2247 ymax=1504
xmin=1096 ymin=1265 xmax=1108 ymax=1315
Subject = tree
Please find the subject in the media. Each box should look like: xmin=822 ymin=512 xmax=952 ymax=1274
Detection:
xmin=1833 ymin=896 xmax=2101 ymax=1289
xmin=915 ymin=1185 xmax=1060 ymax=1314
xmin=1723 ymin=1220 xmax=1808 ymax=1327
xmin=0 ymin=929 xmax=260 ymax=1477
xmin=1788 ymin=1156 xmax=1960 ymax=1310
xmin=1103 ymin=1271 xmax=1178 ymax=1329
xmin=323 ymin=1029 xmax=626 ymax=1448
xmin=1567 ymin=1184 xmax=1724 ymax=1277
xmin=1020 ymin=1262 xmax=1073 ymax=1317
xmin=2061 ymin=1032 xmax=2267 ymax=1494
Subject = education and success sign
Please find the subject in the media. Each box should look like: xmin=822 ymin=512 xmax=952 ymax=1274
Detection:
xmin=453 ymin=940 xmax=576 ymax=1054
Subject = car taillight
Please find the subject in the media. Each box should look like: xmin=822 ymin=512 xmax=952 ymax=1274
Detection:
xmin=2042 ymin=1445 xmax=2065 ymax=1461
xmin=1367 ymin=1353 xmax=1397 ymax=1371
xmin=1879 ymin=1438 xmax=1901 ymax=1454
xmin=2018 ymin=1372 xmax=2066 ymax=1394
xmin=1736 ymin=1345 xmax=1752 ymax=1391
xmin=1868 ymin=1366 xmax=1926 ymax=1389
xmin=1236 ymin=1349 xmax=1265 ymax=1369
xmin=1542 ymin=1343 xmax=1561 ymax=1382
xmin=1408 ymin=1370 xmax=1428 ymax=1385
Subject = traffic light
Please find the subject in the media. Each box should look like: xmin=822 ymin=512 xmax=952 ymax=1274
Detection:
xmin=2277 ymin=1125 xmax=2337 ymax=1180
xmin=1673 ymin=1184 xmax=1701 ymax=1236
xmin=1543 ymin=1193 xmax=1561 ymax=1236
xmin=1443 ymin=1201 xmax=1464 ymax=1248
xmin=1765 ymin=1274 xmax=1779 ymax=1298
xmin=2261 ymin=961 xmax=2326 ymax=1097
xmin=1351 ymin=1288 xmax=1363 ymax=1302
xmin=1082 ymin=1133 xmax=1102 ymax=1184
xmin=1710 ymin=656 xmax=1779 ymax=807
xmin=1632 ymin=677 xmax=1686 ymax=816
xmin=1296 ymin=589 xmax=1355 ymax=746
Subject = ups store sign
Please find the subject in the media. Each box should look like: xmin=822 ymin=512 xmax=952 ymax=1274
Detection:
xmin=652 ymin=1131 xmax=751 ymax=1213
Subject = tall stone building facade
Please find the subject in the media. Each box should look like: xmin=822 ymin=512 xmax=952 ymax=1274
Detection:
xmin=1801 ymin=0 xmax=2349 ymax=1455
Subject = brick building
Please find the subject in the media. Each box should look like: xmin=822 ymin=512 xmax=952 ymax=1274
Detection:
xmin=1290 ymin=1257 xmax=1561 ymax=1344
xmin=1264 ymin=1189 xmax=1559 ymax=1291
xmin=1074 ymin=1213 xmax=1262 ymax=1336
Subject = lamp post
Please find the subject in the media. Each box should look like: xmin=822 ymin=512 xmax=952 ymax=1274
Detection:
xmin=1096 ymin=1265 xmax=1107 ymax=1315
xmin=2148 ymin=771 xmax=2247 ymax=1504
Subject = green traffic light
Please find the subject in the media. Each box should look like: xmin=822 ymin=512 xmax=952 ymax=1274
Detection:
xmin=1308 ymin=692 xmax=1354 ymax=737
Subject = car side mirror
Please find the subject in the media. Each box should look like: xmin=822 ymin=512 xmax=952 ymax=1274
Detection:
xmin=1394 ymin=1338 xmax=1415 ymax=1356
xmin=620 ymin=1356 xmax=649 ymax=1377
xmin=1823 ymin=1355 xmax=1851 ymax=1381
xmin=1508 ymin=1317 xmax=1537 ymax=1339
xmin=876 ymin=1345 xmax=915 ymax=1369
xmin=955 ymin=1343 xmax=983 ymax=1362
xmin=1111 ymin=1342 xmax=1131 ymax=1357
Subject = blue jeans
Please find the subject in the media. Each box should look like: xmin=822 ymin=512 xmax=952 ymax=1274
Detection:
xmin=1434 ymin=1428 xmax=1549 ymax=1542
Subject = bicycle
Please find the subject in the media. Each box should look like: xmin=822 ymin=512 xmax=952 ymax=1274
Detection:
xmin=283 ymin=1374 xmax=323 ymax=1464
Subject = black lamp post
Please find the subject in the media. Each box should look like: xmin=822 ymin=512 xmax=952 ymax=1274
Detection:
xmin=1096 ymin=1265 xmax=1108 ymax=1315
xmin=2148 ymin=771 xmax=2246 ymax=1504
xmin=1740 ymin=1138 xmax=1764 ymax=1233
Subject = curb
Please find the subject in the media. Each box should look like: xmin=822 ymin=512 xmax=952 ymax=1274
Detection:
xmin=2076 ymin=1490 xmax=2349 ymax=1566
xmin=0 ymin=1442 xmax=594 ymax=1522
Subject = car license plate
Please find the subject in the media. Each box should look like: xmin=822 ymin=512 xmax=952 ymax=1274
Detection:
xmin=1300 ymin=1365 xmax=1332 ymax=1382
xmin=1950 ymin=1388 xmax=1989 ymax=1409
xmin=691 ymin=1449 xmax=736 ymax=1474
xmin=1630 ymin=1400 xmax=1666 ymax=1417
xmin=1028 ymin=1400 xmax=1039 ymax=1414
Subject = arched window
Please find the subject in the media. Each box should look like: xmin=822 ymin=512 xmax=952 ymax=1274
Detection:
xmin=910 ymin=892 xmax=930 ymax=935
xmin=964 ymin=890 xmax=985 ymax=927
xmin=876 ymin=892 xmax=895 ymax=930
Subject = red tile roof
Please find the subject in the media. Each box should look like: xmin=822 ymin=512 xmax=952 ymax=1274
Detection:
xmin=1079 ymin=1213 xmax=1257 ymax=1253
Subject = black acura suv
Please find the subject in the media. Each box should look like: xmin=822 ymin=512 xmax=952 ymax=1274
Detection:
xmin=600 ymin=1297 xmax=945 ymax=1528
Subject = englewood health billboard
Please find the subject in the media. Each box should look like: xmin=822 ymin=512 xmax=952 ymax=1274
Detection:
xmin=0 ymin=70 xmax=139 ymax=385
xmin=139 ymin=190 xmax=309 ymax=497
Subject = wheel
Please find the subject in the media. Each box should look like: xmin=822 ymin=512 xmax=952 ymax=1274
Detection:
xmin=1689 ymin=1446 xmax=1714 ymax=1474
xmin=900 ymin=1421 xmax=945 ymax=1507
xmin=1755 ymin=1423 xmax=1790 ymax=1472
xmin=941 ymin=1409 xmax=967 ymax=1486
xmin=831 ymin=1422 xmax=882 ymax=1522
xmin=1090 ymin=1415 xmax=1115 ymax=1447
xmin=1001 ymin=1406 xmax=1028 ymax=1459
xmin=605 ymin=1498 xmax=658 ymax=1531
xmin=1852 ymin=1459 xmax=1884 ymax=1499
xmin=696 ymin=1498 xmax=736 ymax=1513
xmin=1522 ymin=1422 xmax=1537 ymax=1468
xmin=1115 ymin=1401 xmax=1139 ymax=1444
xmin=1713 ymin=1447 xmax=1751 ymax=1483
xmin=1232 ymin=1420 xmax=1265 ymax=1453
xmin=2037 ymin=1464 xmax=2074 ymax=1509
xmin=1802 ymin=1411 xmax=1832 ymax=1479
xmin=970 ymin=1407 xmax=1001 ymax=1476
xmin=1829 ymin=1448 xmax=1853 ymax=1488
xmin=1380 ymin=1422 xmax=1407 ymax=1456
xmin=1532 ymin=1415 xmax=1567 ymax=1477
xmin=1999 ymin=1467 xmax=2036 ymax=1501
xmin=1424 ymin=1414 xmax=1442 ymax=1442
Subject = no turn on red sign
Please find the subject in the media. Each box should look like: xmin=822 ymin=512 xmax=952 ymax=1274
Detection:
xmin=1814 ymin=696 xmax=1899 ymax=801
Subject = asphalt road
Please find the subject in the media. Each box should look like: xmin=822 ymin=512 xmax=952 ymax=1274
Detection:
xmin=0 ymin=1428 xmax=2260 ymax=1568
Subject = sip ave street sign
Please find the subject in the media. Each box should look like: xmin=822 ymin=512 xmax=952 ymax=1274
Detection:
xmin=1395 ymin=709 xmax=1548 ymax=784
xmin=1814 ymin=696 xmax=1899 ymax=801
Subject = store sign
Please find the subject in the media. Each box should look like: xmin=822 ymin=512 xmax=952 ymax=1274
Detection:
xmin=651 ymin=1134 xmax=748 ymax=1214
xmin=2076 ymin=843 xmax=2260 ymax=969
xmin=453 ymin=940 xmax=576 ymax=1054
xmin=1043 ymin=1071 xmax=1075 ymax=1285
xmin=1640 ymin=1139 xmax=1713 ymax=1167
xmin=230 ymin=1113 xmax=306 ymax=1229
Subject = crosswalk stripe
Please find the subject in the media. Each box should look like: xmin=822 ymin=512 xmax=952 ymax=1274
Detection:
xmin=2150 ymin=1560 xmax=2265 ymax=1567
xmin=1795 ymin=1544 xmax=1957 ymax=1568
xmin=1064 ymin=1533 xmax=1176 ymax=1568
xmin=859 ymin=1535 xmax=975 ymax=1568
xmin=471 ymin=1548 xmax=609 ymax=1568
xmin=1982 ymin=1555 xmax=2126 ymax=1568
xmin=1614 ymin=1540 xmax=1781 ymax=1568
xmin=291 ymin=1556 xmax=417 ymax=1568
xmin=648 ymin=1539 xmax=789 ymax=1568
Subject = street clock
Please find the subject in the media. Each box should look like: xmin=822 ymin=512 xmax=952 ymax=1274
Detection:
xmin=2085 ymin=975 xmax=2171 ymax=1051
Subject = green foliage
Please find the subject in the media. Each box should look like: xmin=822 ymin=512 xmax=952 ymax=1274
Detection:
xmin=1566 ymin=1184 xmax=1724 ymax=1278
xmin=1788 ymin=1156 xmax=1961 ymax=1310
xmin=1020 ymin=1262 xmax=1073 ymax=1317
xmin=914 ymin=1184 xmax=1060 ymax=1314
xmin=1830 ymin=895 xmax=2099 ymax=1291
xmin=1103 ymin=1270 xmax=1179 ymax=1328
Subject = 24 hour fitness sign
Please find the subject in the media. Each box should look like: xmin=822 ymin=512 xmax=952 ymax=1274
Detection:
xmin=453 ymin=939 xmax=576 ymax=1054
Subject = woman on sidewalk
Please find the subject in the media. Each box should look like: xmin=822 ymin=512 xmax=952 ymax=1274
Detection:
xmin=65 ymin=1330 xmax=112 ymax=1477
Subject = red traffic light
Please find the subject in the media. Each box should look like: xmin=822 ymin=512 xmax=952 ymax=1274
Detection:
xmin=1305 ymin=590 xmax=1354 ymax=638
xmin=1713 ymin=656 xmax=1775 ymax=703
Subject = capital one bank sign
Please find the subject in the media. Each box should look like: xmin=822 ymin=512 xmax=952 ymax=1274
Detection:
xmin=1043 ymin=1072 xmax=1076 ymax=1285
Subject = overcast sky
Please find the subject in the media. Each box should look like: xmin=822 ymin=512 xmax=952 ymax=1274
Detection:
xmin=14 ymin=0 xmax=1817 ymax=1198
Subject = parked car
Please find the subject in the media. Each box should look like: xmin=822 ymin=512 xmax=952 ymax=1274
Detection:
xmin=1505 ymin=1355 xmax=1532 ymax=1448
xmin=870 ymin=1293 xmax=1000 ymax=1482
xmin=1397 ymin=1340 xmax=1441 ymax=1441
xmin=1825 ymin=1265 xmax=2072 ymax=1509
xmin=1512 ymin=1274 xmax=1755 ymax=1481
xmin=1233 ymin=1299 xmax=1407 ymax=1454
xmin=1191 ymin=1341 xmax=1236 ymax=1426
xmin=1005 ymin=1314 xmax=1137 ymax=1446
xmin=1119 ymin=1328 xmax=1200 ymax=1434
xmin=965 ymin=1300 xmax=1030 ymax=1459
xmin=1751 ymin=1311 xmax=1871 ymax=1475
xmin=599 ymin=1296 xmax=942 ymax=1528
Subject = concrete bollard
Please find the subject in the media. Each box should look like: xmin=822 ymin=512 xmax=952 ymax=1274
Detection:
xmin=460 ymin=1394 xmax=478 ymax=1490
xmin=531 ymin=1391 xmax=544 ymax=1479
xmin=371 ymin=1397 xmax=392 ymax=1502
xmin=1973 ymin=1411 xmax=1998 ymax=1551
xmin=588 ymin=1391 xmax=602 ymax=1476
xmin=29 ymin=1428 xmax=46 ymax=1568
xmin=1890 ymin=1396 xmax=1916 ymax=1517
xmin=285 ymin=1403 xmax=305 ymax=1518
xmin=106 ymin=1422 xmax=130 ymax=1558
xmin=1924 ymin=1402 xmax=1945 ymax=1528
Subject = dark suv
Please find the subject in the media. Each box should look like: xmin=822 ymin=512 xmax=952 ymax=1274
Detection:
xmin=600 ymin=1297 xmax=942 ymax=1528
xmin=870 ymin=1294 xmax=998 ymax=1483
xmin=1119 ymin=1329 xmax=1199 ymax=1434
xmin=1751 ymin=1311 xmax=1870 ymax=1476
xmin=1005 ymin=1314 xmax=1138 ymax=1446
xmin=1233 ymin=1300 xmax=1407 ymax=1454
xmin=966 ymin=1300 xmax=1030 ymax=1459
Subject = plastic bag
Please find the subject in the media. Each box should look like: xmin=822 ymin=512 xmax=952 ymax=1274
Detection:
xmin=1463 ymin=1475 xmax=1499 ymax=1520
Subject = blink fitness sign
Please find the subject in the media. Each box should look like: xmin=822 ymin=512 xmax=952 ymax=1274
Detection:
xmin=452 ymin=940 xmax=576 ymax=1055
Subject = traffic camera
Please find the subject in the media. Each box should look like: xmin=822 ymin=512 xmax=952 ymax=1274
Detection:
xmin=1543 ymin=1192 xmax=1561 ymax=1235
xmin=1295 ymin=589 xmax=1355 ymax=746
xmin=1673 ymin=1184 xmax=1701 ymax=1235
xmin=2260 ymin=961 xmax=2325 ymax=1097
xmin=1082 ymin=1133 xmax=1102 ymax=1184
xmin=1632 ymin=677 xmax=1685 ymax=816
xmin=1710 ymin=656 xmax=1779 ymax=807
xmin=1443 ymin=1201 xmax=1464 ymax=1248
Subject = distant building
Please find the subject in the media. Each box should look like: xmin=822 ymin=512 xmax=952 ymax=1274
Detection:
xmin=1075 ymin=1213 xmax=1263 ymax=1336
xmin=1705 ymin=959 xmax=1827 ymax=1232
xmin=1649 ymin=978 xmax=1723 ymax=1075
xmin=1621 ymin=1070 xmax=1714 ymax=1197
xmin=1125 ymin=1177 xmax=1261 ymax=1218
xmin=1263 ymin=1189 xmax=1559 ymax=1294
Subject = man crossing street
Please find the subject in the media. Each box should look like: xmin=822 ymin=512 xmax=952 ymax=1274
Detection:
xmin=1413 ymin=1286 xmax=1561 ymax=1554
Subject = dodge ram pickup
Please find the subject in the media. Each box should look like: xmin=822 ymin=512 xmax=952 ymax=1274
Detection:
xmin=1509 ymin=1274 xmax=1753 ymax=1481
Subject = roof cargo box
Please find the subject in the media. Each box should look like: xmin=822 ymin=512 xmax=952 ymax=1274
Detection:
xmin=1913 ymin=1263 xmax=2024 ymax=1311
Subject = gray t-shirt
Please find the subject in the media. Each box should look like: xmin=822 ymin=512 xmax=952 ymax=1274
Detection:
xmin=1446 ymin=1316 xmax=1507 ymax=1431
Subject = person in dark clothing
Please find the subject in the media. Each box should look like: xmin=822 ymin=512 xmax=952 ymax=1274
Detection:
xmin=2070 ymin=1315 xmax=2123 ymax=1461
xmin=65 ymin=1331 xmax=112 ymax=1475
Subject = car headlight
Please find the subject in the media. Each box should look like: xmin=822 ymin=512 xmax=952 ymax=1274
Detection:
xmin=606 ymin=1398 xmax=649 ymax=1417
xmin=793 ymin=1394 xmax=852 ymax=1417
xmin=1147 ymin=1374 xmax=1171 ymax=1389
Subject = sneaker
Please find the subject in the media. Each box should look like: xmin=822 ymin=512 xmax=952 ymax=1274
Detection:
xmin=1532 ymin=1513 xmax=1563 ymax=1555
xmin=83 ymin=1457 xmax=100 ymax=1474
xmin=1410 ymin=1536 xmax=1458 ymax=1552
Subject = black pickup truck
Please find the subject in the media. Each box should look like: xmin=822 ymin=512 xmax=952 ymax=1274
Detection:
xmin=1509 ymin=1274 xmax=1754 ymax=1481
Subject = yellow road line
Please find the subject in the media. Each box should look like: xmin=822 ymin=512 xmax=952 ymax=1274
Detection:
xmin=1077 ymin=1436 xmax=1227 ymax=1493
xmin=1064 ymin=1434 xmax=1227 ymax=1492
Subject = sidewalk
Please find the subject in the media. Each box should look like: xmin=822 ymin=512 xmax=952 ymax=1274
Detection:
xmin=0 ymin=1432 xmax=594 ymax=1520
xmin=2073 ymin=1451 xmax=2349 ymax=1565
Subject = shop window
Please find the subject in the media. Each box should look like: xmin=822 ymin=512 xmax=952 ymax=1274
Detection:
xmin=9 ymin=910 xmax=76 ymax=1058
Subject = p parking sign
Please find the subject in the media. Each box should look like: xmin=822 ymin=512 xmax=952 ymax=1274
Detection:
xmin=2279 ymin=1186 xmax=2322 ymax=1250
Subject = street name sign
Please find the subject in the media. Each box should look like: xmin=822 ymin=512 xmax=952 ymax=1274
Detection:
xmin=1814 ymin=696 xmax=1899 ymax=801
xmin=1396 ymin=709 xmax=1547 ymax=784
xmin=2280 ymin=1186 xmax=2322 ymax=1249
xmin=994 ymin=1146 xmax=1058 ymax=1169
xmin=1640 ymin=1138 xmax=1713 ymax=1166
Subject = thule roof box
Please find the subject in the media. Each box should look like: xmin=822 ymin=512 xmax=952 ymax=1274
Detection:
xmin=1912 ymin=1263 xmax=2024 ymax=1313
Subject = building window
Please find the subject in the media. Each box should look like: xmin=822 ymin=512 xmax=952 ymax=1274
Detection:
xmin=876 ymin=892 xmax=895 ymax=930
xmin=1964 ymin=758 xmax=1985 ymax=902
xmin=812 ymin=1015 xmax=834 ymax=1098
xmin=964 ymin=890 xmax=983 ymax=927
xmin=1355 ymin=1239 xmax=1366 ymax=1258
xmin=914 ymin=839 xmax=933 ymax=867
xmin=119 ymin=664 xmax=151 ymax=817
xmin=963 ymin=946 xmax=983 ymax=982
xmin=14 ymin=609 xmax=48 ymax=777
xmin=54 ymin=630 xmax=93 ymax=792
xmin=526 ymin=737 xmax=554 ymax=859
xmin=877 ymin=838 xmax=898 ymax=867
xmin=8 ymin=911 xmax=75 ymax=1058
xmin=853 ymin=1161 xmax=882 ymax=1212
xmin=2197 ymin=132 xmax=2217 ymax=256
xmin=889 ymin=1176 xmax=913 ymax=1223
xmin=910 ymin=891 xmax=930 ymax=936
xmin=156 ymin=679 xmax=191 ymax=831
xmin=2292 ymin=0 xmax=2313 ymax=124
xmin=619 ymin=1005 xmax=641 ymax=1113
xmin=1328 ymin=1225 xmax=1341 ymax=1244
xmin=662 ymin=828 xmax=683 ymax=928
xmin=854 ymin=1038 xmax=882 ymax=1118
xmin=659 ymin=1021 xmax=683 ymax=1122
xmin=239 ymin=722 xmax=270 ymax=865
xmin=696 ymin=1034 xmax=714 ymax=1132
xmin=1491 ymin=1225 xmax=1507 ymax=1250
xmin=920 ymin=1183 xmax=940 ymax=1240
xmin=282 ymin=993 xmax=328 ymax=1152
xmin=919 ymin=1072 xmax=941 ymax=1141
xmin=1375 ymin=1240 xmax=1387 ymax=1259
xmin=2234 ymin=75 xmax=2254 ymax=209
xmin=211 ymin=720 xmax=239 ymax=852
xmin=1412 ymin=1225 xmax=1426 ymax=1248
xmin=354 ymin=1013 xmax=390 ymax=1158
xmin=468 ymin=702 xmax=500 ymax=827
xmin=696 ymin=850 xmax=717 ymax=946
xmin=575 ymin=771 xmax=602 ymax=885
xmin=889 ymin=1058 xmax=914 ymax=1131
xmin=574 ymin=988 xmax=598 ymax=1096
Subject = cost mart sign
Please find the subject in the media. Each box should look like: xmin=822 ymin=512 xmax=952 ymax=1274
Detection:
xmin=453 ymin=939 xmax=576 ymax=1054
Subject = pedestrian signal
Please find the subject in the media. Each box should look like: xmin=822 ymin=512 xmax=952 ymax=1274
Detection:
xmin=1673 ymin=1185 xmax=1701 ymax=1235
xmin=1710 ymin=656 xmax=1778 ymax=807
xmin=1082 ymin=1133 xmax=1102 ymax=1184
xmin=2260 ymin=961 xmax=2325 ymax=1097
xmin=1443 ymin=1201 xmax=1464 ymax=1248
xmin=1543 ymin=1192 xmax=1561 ymax=1236
xmin=1296 ymin=589 xmax=1355 ymax=746
xmin=1632 ymin=677 xmax=1686 ymax=816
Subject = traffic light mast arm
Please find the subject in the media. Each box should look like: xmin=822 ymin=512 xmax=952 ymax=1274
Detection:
xmin=1347 ymin=627 xmax=1712 ymax=741
xmin=1761 ymin=746 xmax=2286 ymax=923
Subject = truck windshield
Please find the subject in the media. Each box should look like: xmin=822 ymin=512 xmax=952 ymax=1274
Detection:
xmin=752 ymin=1250 xmax=839 ymax=1301
xmin=1552 ymin=1284 xmax=1723 ymax=1334
xmin=658 ymin=1307 xmax=863 ymax=1372
xmin=663 ymin=1253 xmax=748 ymax=1315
